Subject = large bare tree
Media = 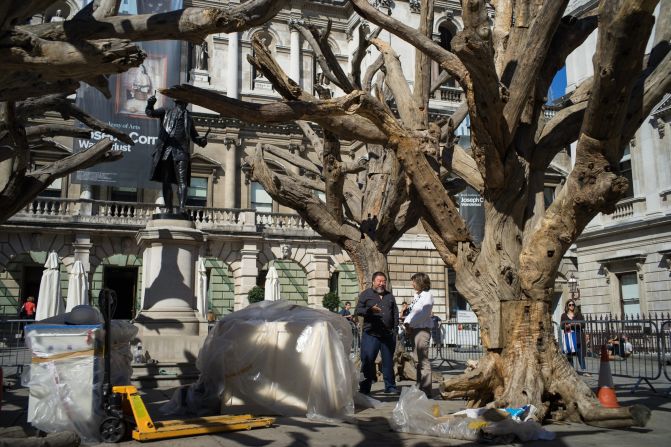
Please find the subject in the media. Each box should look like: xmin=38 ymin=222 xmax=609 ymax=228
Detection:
xmin=0 ymin=0 xmax=289 ymax=223
xmin=164 ymin=0 xmax=669 ymax=427
xmin=350 ymin=0 xmax=669 ymax=428
xmin=166 ymin=20 xmax=436 ymax=287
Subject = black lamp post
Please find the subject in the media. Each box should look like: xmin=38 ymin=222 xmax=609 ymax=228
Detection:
xmin=568 ymin=273 xmax=580 ymax=307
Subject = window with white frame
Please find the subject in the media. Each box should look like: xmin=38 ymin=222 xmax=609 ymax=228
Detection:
xmin=619 ymin=145 xmax=633 ymax=199
xmin=110 ymin=187 xmax=137 ymax=203
xmin=187 ymin=177 xmax=208 ymax=207
xmin=38 ymin=176 xmax=62 ymax=198
xmin=251 ymin=182 xmax=272 ymax=212
xmin=618 ymin=272 xmax=640 ymax=317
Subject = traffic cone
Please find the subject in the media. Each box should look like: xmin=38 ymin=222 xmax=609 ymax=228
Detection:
xmin=596 ymin=344 xmax=619 ymax=408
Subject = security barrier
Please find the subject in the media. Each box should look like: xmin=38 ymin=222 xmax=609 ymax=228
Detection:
xmin=559 ymin=316 xmax=667 ymax=392
xmin=423 ymin=314 xmax=670 ymax=393
xmin=0 ymin=319 xmax=32 ymax=383
xmin=431 ymin=321 xmax=485 ymax=368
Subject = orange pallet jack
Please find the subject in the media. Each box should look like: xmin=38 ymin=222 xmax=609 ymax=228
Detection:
xmin=97 ymin=289 xmax=275 ymax=443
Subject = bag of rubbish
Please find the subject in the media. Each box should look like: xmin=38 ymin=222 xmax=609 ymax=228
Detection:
xmin=394 ymin=386 xmax=556 ymax=442
xmin=453 ymin=406 xmax=555 ymax=441
xmin=391 ymin=385 xmax=482 ymax=441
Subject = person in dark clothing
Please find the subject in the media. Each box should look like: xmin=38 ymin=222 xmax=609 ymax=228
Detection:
xmin=560 ymin=299 xmax=589 ymax=375
xmin=339 ymin=301 xmax=353 ymax=321
xmin=146 ymin=95 xmax=208 ymax=214
xmin=430 ymin=313 xmax=442 ymax=347
xmin=355 ymin=272 xmax=399 ymax=395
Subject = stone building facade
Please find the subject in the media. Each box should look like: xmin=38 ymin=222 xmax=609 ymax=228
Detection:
xmin=0 ymin=0 xmax=459 ymax=321
xmin=566 ymin=27 xmax=671 ymax=317
xmin=1 ymin=0 xmax=667 ymax=325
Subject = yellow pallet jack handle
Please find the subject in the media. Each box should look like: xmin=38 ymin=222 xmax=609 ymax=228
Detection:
xmin=112 ymin=385 xmax=275 ymax=442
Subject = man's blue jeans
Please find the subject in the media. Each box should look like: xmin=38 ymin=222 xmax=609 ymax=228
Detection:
xmin=359 ymin=330 xmax=396 ymax=393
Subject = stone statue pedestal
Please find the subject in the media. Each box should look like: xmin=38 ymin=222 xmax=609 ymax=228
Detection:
xmin=191 ymin=68 xmax=210 ymax=86
xmin=134 ymin=217 xmax=208 ymax=362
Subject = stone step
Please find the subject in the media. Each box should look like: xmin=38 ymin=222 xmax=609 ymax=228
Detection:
xmin=130 ymin=362 xmax=201 ymax=389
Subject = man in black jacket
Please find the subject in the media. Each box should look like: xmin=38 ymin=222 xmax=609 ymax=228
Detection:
xmin=146 ymin=95 xmax=208 ymax=214
xmin=355 ymin=272 xmax=399 ymax=395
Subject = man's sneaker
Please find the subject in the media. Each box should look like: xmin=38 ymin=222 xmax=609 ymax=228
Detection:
xmin=384 ymin=387 xmax=400 ymax=395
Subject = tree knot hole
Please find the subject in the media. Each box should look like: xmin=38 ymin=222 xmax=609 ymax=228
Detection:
xmin=505 ymin=270 xmax=514 ymax=285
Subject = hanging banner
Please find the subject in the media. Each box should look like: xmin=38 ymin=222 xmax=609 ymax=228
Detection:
xmin=457 ymin=188 xmax=485 ymax=245
xmin=72 ymin=0 xmax=184 ymax=188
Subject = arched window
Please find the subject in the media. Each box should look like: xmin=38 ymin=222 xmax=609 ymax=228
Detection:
xmin=436 ymin=22 xmax=458 ymax=89
xmin=251 ymin=29 xmax=276 ymax=91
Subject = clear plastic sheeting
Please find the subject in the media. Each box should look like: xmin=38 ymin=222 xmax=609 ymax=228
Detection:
xmin=109 ymin=320 xmax=138 ymax=386
xmin=23 ymin=325 xmax=105 ymax=443
xmin=391 ymin=385 xmax=481 ymax=441
xmin=391 ymin=385 xmax=556 ymax=442
xmin=28 ymin=306 xmax=137 ymax=386
xmin=185 ymin=300 xmax=356 ymax=421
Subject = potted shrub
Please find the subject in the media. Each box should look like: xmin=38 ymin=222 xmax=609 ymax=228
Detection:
xmin=248 ymin=286 xmax=265 ymax=303
xmin=322 ymin=292 xmax=340 ymax=312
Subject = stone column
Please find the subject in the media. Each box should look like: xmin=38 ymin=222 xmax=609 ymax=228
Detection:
xmin=227 ymin=32 xmax=240 ymax=99
xmin=134 ymin=218 xmax=207 ymax=362
xmin=309 ymin=249 xmax=331 ymax=308
xmin=79 ymin=184 xmax=92 ymax=216
xmin=223 ymin=140 xmax=238 ymax=208
xmin=290 ymin=27 xmax=301 ymax=84
xmin=235 ymin=241 xmax=259 ymax=310
xmin=72 ymin=233 xmax=92 ymax=276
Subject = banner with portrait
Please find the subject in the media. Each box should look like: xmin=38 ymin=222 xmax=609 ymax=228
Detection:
xmin=72 ymin=0 xmax=184 ymax=188
xmin=457 ymin=186 xmax=485 ymax=245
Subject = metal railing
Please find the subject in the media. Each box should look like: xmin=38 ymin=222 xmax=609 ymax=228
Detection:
xmin=431 ymin=321 xmax=485 ymax=368
xmin=0 ymin=319 xmax=32 ymax=383
xmin=417 ymin=314 xmax=671 ymax=393
xmin=661 ymin=321 xmax=671 ymax=392
xmin=559 ymin=317 xmax=665 ymax=391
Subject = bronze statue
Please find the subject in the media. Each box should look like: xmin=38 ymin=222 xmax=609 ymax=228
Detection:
xmin=145 ymin=95 xmax=209 ymax=215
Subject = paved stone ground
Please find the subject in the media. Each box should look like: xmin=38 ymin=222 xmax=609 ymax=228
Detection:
xmin=2 ymin=361 xmax=670 ymax=446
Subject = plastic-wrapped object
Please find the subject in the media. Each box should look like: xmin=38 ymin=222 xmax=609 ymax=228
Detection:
xmin=392 ymin=385 xmax=555 ymax=442
xmin=109 ymin=320 xmax=138 ymax=386
xmin=27 ymin=306 xmax=136 ymax=386
xmin=23 ymin=324 xmax=104 ymax=443
xmin=391 ymin=385 xmax=482 ymax=441
xmin=183 ymin=300 xmax=356 ymax=421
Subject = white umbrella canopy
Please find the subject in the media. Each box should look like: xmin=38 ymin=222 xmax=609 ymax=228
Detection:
xmin=35 ymin=252 xmax=64 ymax=320
xmin=195 ymin=257 xmax=208 ymax=319
xmin=65 ymin=260 xmax=88 ymax=312
xmin=264 ymin=265 xmax=281 ymax=301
